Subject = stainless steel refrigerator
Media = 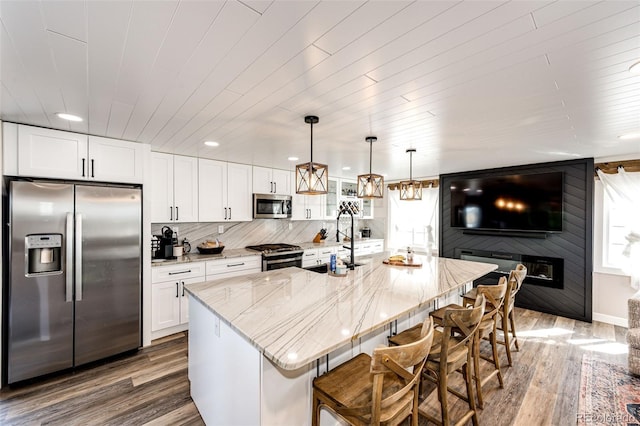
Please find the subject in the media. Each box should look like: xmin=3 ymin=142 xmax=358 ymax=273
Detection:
xmin=5 ymin=180 xmax=141 ymax=384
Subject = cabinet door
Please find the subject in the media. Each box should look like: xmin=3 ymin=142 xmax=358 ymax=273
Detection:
xmin=173 ymin=155 xmax=199 ymax=222
xmin=324 ymin=178 xmax=338 ymax=220
xmin=88 ymin=136 xmax=144 ymax=183
xmin=302 ymin=249 xmax=319 ymax=268
xmin=271 ymin=168 xmax=290 ymax=195
xmin=318 ymin=247 xmax=336 ymax=263
xmin=227 ymin=163 xmax=253 ymax=221
xmin=151 ymin=281 xmax=181 ymax=331
xmin=198 ymin=159 xmax=227 ymax=222
xmin=307 ymin=194 xmax=325 ymax=220
xmin=151 ymin=152 xmax=174 ymax=222
xmin=252 ymin=166 xmax=273 ymax=194
xmin=361 ymin=199 xmax=373 ymax=219
xmin=179 ymin=277 xmax=204 ymax=324
xmin=18 ymin=125 xmax=88 ymax=179
xmin=291 ymin=192 xmax=307 ymax=221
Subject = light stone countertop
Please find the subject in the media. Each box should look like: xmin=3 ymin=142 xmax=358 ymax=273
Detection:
xmin=151 ymin=248 xmax=260 ymax=267
xmin=296 ymin=238 xmax=383 ymax=250
xmin=184 ymin=252 xmax=497 ymax=370
xmin=152 ymin=240 xmax=385 ymax=266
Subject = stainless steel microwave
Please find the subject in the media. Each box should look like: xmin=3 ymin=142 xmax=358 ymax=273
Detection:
xmin=253 ymin=194 xmax=292 ymax=219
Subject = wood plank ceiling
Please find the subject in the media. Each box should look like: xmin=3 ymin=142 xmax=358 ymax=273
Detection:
xmin=1 ymin=0 xmax=639 ymax=180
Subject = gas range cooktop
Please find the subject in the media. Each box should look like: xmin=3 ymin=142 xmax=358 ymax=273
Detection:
xmin=245 ymin=243 xmax=303 ymax=255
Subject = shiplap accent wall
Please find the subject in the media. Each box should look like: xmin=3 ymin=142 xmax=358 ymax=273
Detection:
xmin=439 ymin=158 xmax=594 ymax=322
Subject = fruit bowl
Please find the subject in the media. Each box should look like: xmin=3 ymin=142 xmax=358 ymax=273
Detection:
xmin=197 ymin=243 xmax=224 ymax=254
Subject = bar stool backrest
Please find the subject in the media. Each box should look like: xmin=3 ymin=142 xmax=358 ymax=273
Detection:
xmin=476 ymin=277 xmax=508 ymax=321
xmin=356 ymin=317 xmax=435 ymax=422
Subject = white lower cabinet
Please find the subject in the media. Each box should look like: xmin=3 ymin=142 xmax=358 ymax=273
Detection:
xmin=301 ymin=249 xmax=319 ymax=268
xmin=206 ymin=255 xmax=261 ymax=280
xmin=151 ymin=262 xmax=205 ymax=339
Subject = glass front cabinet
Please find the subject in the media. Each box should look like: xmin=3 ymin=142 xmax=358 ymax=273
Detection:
xmin=338 ymin=179 xmax=373 ymax=219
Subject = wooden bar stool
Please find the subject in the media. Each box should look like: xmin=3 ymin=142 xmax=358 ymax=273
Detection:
xmin=449 ymin=279 xmax=508 ymax=408
xmin=463 ymin=265 xmax=527 ymax=367
xmin=312 ymin=317 xmax=435 ymax=426
xmin=429 ymin=278 xmax=507 ymax=408
xmin=420 ymin=295 xmax=486 ymax=426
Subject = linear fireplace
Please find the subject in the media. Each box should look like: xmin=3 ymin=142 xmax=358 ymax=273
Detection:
xmin=455 ymin=248 xmax=564 ymax=290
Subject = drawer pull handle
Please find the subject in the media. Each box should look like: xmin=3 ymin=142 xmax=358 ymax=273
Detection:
xmin=227 ymin=262 xmax=245 ymax=267
xmin=168 ymin=270 xmax=192 ymax=275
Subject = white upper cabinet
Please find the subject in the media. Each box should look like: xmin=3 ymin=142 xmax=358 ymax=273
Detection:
xmin=151 ymin=153 xmax=198 ymax=223
xmin=198 ymin=159 xmax=227 ymax=222
xmin=173 ymin=155 xmax=199 ymax=222
xmin=253 ymin=166 xmax=290 ymax=195
xmin=87 ymin=136 xmax=144 ymax=183
xmin=227 ymin=163 xmax=253 ymax=221
xmin=199 ymin=159 xmax=252 ymax=222
xmin=14 ymin=124 xmax=143 ymax=183
xmin=291 ymin=171 xmax=325 ymax=221
xmin=339 ymin=179 xmax=373 ymax=219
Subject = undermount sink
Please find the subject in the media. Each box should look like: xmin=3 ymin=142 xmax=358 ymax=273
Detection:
xmin=305 ymin=263 xmax=363 ymax=274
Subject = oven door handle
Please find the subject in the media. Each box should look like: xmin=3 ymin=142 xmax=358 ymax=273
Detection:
xmin=265 ymin=256 xmax=302 ymax=265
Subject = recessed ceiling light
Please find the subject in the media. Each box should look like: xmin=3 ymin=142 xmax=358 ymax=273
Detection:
xmin=342 ymin=166 xmax=351 ymax=171
xmin=204 ymin=141 xmax=219 ymax=147
xmin=629 ymin=61 xmax=640 ymax=75
xmin=287 ymin=156 xmax=299 ymax=161
xmin=56 ymin=112 xmax=83 ymax=122
xmin=618 ymin=132 xmax=640 ymax=140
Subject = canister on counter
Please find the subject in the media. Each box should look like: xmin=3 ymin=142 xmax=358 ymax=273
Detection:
xmin=330 ymin=254 xmax=336 ymax=273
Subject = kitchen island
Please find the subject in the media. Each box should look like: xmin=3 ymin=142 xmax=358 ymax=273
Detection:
xmin=185 ymin=253 xmax=497 ymax=425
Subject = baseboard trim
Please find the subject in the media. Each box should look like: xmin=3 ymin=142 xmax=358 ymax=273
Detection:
xmin=592 ymin=312 xmax=628 ymax=328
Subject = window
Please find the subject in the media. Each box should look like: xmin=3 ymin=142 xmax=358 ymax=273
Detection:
xmin=387 ymin=185 xmax=439 ymax=254
xmin=601 ymin=194 xmax=631 ymax=270
xmin=595 ymin=171 xmax=640 ymax=275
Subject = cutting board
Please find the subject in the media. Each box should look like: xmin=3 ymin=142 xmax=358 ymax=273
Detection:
xmin=383 ymin=259 xmax=423 ymax=267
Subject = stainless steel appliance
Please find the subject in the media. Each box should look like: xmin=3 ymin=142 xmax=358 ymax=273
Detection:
xmin=4 ymin=180 xmax=142 ymax=384
xmin=253 ymin=194 xmax=292 ymax=219
xmin=245 ymin=243 xmax=303 ymax=271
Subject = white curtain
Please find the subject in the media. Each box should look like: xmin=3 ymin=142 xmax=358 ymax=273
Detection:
xmin=597 ymin=167 xmax=640 ymax=290
xmin=387 ymin=185 xmax=439 ymax=254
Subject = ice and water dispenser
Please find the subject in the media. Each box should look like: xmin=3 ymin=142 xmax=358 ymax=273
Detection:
xmin=25 ymin=234 xmax=63 ymax=276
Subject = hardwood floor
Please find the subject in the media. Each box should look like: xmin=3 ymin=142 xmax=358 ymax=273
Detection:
xmin=0 ymin=308 xmax=628 ymax=425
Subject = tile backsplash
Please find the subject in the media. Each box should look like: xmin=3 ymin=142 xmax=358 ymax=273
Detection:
xmin=151 ymin=218 xmax=386 ymax=251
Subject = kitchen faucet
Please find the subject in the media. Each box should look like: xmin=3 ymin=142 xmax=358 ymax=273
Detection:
xmin=336 ymin=201 xmax=359 ymax=270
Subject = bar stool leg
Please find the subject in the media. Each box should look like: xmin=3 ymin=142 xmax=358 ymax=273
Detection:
xmin=502 ymin=312 xmax=513 ymax=367
xmin=473 ymin=333 xmax=484 ymax=409
xmin=510 ymin=309 xmax=519 ymax=351
xmin=491 ymin=322 xmax=504 ymax=388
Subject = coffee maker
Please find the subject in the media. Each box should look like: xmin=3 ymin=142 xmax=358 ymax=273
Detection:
xmin=153 ymin=226 xmax=177 ymax=259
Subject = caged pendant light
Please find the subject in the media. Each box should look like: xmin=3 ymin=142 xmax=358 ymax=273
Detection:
xmin=357 ymin=136 xmax=384 ymax=199
xmin=296 ymin=115 xmax=328 ymax=195
xmin=399 ymin=148 xmax=422 ymax=201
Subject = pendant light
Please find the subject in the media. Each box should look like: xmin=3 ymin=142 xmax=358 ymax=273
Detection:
xmin=296 ymin=115 xmax=328 ymax=195
xmin=357 ymin=136 xmax=384 ymax=199
xmin=399 ymin=148 xmax=422 ymax=200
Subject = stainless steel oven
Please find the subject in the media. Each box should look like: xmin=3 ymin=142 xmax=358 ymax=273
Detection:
xmin=262 ymin=251 xmax=303 ymax=271
xmin=253 ymin=194 xmax=292 ymax=219
xmin=246 ymin=243 xmax=303 ymax=271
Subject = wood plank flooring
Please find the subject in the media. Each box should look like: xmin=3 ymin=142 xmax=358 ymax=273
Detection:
xmin=0 ymin=308 xmax=629 ymax=425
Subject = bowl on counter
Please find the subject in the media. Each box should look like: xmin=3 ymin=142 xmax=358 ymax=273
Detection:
xmin=197 ymin=242 xmax=225 ymax=254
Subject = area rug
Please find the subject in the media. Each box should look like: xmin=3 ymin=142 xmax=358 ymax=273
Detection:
xmin=578 ymin=355 xmax=640 ymax=425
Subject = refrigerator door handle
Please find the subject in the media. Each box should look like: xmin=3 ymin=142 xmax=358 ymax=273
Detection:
xmin=65 ymin=212 xmax=73 ymax=302
xmin=75 ymin=213 xmax=83 ymax=301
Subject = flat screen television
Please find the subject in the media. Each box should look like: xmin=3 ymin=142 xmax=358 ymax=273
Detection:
xmin=450 ymin=171 xmax=563 ymax=233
